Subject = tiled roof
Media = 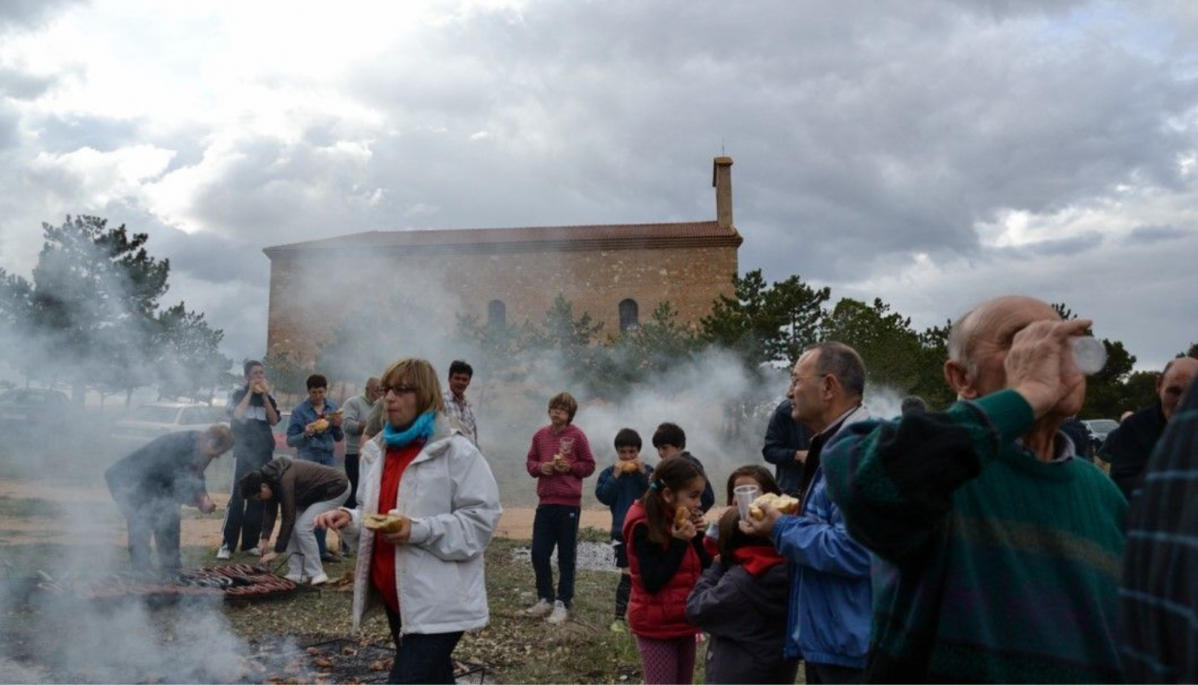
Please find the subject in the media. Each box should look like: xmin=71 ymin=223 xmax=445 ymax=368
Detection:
xmin=263 ymin=221 xmax=741 ymax=258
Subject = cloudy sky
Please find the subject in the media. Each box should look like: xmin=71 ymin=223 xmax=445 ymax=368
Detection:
xmin=1 ymin=0 xmax=1195 ymax=370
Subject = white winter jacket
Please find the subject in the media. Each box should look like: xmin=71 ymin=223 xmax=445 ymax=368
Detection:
xmin=343 ymin=414 xmax=501 ymax=635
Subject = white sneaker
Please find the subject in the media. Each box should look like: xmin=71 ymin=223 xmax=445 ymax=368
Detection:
xmin=546 ymin=600 xmax=569 ymax=625
xmin=245 ymin=547 xmax=261 ymax=556
xmin=310 ymin=573 xmax=329 ymax=586
xmin=523 ymin=598 xmax=553 ymax=618
xmin=216 ymin=545 xmax=231 ymax=560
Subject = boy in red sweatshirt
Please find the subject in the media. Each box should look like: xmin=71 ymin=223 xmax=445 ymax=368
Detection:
xmin=523 ymin=392 xmax=596 ymax=625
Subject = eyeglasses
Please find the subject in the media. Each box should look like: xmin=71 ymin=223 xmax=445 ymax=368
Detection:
xmin=381 ymin=385 xmax=417 ymax=396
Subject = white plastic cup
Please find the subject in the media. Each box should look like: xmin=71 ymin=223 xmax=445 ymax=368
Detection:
xmin=1070 ymin=336 xmax=1107 ymax=375
xmin=734 ymin=484 xmax=760 ymax=521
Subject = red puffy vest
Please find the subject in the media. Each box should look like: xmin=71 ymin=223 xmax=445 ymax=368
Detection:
xmin=622 ymin=500 xmax=702 ymax=639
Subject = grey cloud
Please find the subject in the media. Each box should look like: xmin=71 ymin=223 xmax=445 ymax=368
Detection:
xmin=1124 ymin=223 xmax=1190 ymax=244
xmin=0 ymin=0 xmax=84 ymax=34
xmin=0 ymin=67 xmax=58 ymax=100
xmin=32 ymin=114 xmax=144 ymax=154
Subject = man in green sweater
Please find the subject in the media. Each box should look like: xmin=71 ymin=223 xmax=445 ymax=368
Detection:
xmin=822 ymin=295 xmax=1127 ymax=683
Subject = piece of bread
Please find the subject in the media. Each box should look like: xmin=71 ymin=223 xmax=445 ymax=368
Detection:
xmin=312 ymin=418 xmax=330 ymax=433
xmin=674 ymin=506 xmax=690 ymax=530
xmin=748 ymin=493 xmax=801 ymax=521
xmin=363 ymin=513 xmax=407 ymax=534
xmin=621 ymin=461 xmax=639 ymax=474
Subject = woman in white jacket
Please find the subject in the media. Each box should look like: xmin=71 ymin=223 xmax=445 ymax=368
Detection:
xmin=315 ymin=358 xmax=501 ymax=684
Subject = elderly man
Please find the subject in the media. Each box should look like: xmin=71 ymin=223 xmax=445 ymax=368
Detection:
xmin=1121 ymin=369 xmax=1198 ymax=682
xmin=746 ymin=342 xmax=872 ymax=684
xmin=1101 ymin=356 xmax=1198 ymax=499
xmin=340 ymin=376 xmax=381 ymax=510
xmin=822 ymin=295 xmax=1126 ymax=682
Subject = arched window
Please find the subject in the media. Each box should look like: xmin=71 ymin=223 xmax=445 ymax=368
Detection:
xmin=619 ymin=298 xmax=639 ymax=333
xmin=487 ymin=299 xmax=506 ymax=329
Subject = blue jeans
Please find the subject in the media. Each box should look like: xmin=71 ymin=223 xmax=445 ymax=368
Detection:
xmin=384 ymin=607 xmax=464 ymax=684
xmin=531 ymin=504 xmax=579 ymax=606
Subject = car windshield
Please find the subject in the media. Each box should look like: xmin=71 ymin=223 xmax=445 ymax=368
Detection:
xmin=138 ymin=406 xmax=181 ymax=424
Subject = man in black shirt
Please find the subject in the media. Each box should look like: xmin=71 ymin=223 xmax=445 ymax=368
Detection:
xmin=761 ymin=399 xmax=813 ymax=497
xmin=105 ymin=426 xmax=234 ymax=573
xmin=218 ymin=360 xmax=280 ymax=559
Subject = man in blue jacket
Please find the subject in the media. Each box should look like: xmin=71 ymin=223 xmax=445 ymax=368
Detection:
xmin=745 ymin=342 xmax=872 ymax=684
xmin=287 ymin=373 xmax=344 ymax=561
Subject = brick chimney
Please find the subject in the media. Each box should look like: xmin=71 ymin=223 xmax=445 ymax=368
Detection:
xmin=712 ymin=156 xmax=733 ymax=230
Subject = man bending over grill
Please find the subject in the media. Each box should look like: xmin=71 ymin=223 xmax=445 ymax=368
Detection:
xmin=241 ymin=457 xmax=350 ymax=585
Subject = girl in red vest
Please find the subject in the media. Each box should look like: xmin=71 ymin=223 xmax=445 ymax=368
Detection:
xmin=622 ymin=457 xmax=711 ymax=684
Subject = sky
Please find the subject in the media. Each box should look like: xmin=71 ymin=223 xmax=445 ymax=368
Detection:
xmin=0 ymin=0 xmax=1195 ymax=371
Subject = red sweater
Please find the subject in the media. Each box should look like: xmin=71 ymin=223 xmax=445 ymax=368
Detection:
xmin=370 ymin=441 xmax=423 ymax=613
xmin=525 ymin=424 xmax=595 ymax=507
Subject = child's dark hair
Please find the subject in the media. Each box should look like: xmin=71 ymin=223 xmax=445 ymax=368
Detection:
xmin=651 ymin=422 xmax=686 ymax=450
xmin=239 ymin=470 xmax=264 ymax=500
xmin=724 ymin=465 xmax=781 ymax=506
xmin=640 ymin=457 xmax=704 ymax=545
xmin=716 ymin=508 xmax=771 ymax=561
xmin=614 ymin=427 xmax=642 ymax=451
xmin=306 ymin=374 xmax=328 ymax=390
xmin=548 ymin=392 xmax=578 ymax=422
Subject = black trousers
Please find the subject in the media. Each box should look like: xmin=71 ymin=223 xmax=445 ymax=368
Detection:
xmin=531 ymin=504 xmax=579 ymax=606
xmin=805 ymin=661 xmax=863 ymax=684
xmin=384 ymin=607 xmax=464 ymax=684
xmin=108 ymin=481 xmax=182 ymax=574
xmin=222 ymin=451 xmax=268 ymax=551
xmin=344 ymin=452 xmax=360 ymax=510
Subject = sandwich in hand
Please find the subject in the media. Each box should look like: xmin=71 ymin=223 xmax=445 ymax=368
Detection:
xmin=621 ymin=461 xmax=639 ymax=474
xmin=312 ymin=418 xmax=330 ymax=433
xmin=674 ymin=506 xmax=691 ymax=531
xmin=748 ymin=493 xmax=800 ymax=521
xmin=363 ymin=512 xmax=408 ymax=534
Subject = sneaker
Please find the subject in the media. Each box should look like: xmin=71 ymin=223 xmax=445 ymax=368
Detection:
xmin=216 ymin=545 xmax=231 ymax=560
xmin=523 ymin=598 xmax=553 ymax=618
xmin=244 ymin=547 xmax=261 ymax=556
xmin=609 ymin=619 xmax=627 ymax=633
xmin=546 ymin=600 xmax=569 ymax=625
xmin=284 ymin=573 xmax=303 ymax=583
xmin=309 ymin=573 xmax=329 ymax=586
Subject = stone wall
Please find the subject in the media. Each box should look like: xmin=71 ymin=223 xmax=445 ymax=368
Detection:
xmin=266 ymin=243 xmax=739 ymax=366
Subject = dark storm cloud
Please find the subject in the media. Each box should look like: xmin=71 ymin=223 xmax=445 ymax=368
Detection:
xmin=1124 ymin=223 xmax=1190 ymax=244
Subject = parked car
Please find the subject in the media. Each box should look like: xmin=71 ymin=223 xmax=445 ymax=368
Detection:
xmin=1083 ymin=418 xmax=1120 ymax=458
xmin=110 ymin=402 xmax=224 ymax=450
xmin=0 ymin=388 xmax=73 ymax=433
xmin=272 ymin=410 xmax=346 ymax=460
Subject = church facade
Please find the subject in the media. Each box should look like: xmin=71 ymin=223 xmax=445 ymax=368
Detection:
xmin=262 ymin=157 xmax=743 ymax=364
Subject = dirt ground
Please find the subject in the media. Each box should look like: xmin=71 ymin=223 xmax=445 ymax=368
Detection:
xmin=0 ymin=478 xmax=612 ymax=546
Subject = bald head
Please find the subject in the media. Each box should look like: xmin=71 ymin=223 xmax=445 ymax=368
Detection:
xmin=1159 ymin=357 xmax=1198 ymax=421
xmin=944 ymin=295 xmax=1085 ymax=419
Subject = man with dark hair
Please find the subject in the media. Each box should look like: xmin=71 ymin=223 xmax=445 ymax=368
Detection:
xmin=443 ymin=360 xmax=478 ymax=445
xmin=218 ymin=359 xmax=280 ymax=560
xmin=1121 ymin=368 xmax=1198 ymax=681
xmin=900 ymin=396 xmax=927 ymax=416
xmin=822 ymin=295 xmax=1126 ymax=682
xmin=651 ymin=422 xmax=715 ymax=512
xmin=762 ymin=398 xmax=814 ymax=498
xmin=745 ymin=341 xmax=873 ymax=684
xmin=1101 ymin=356 xmax=1198 ymax=499
xmin=287 ymin=373 xmax=344 ymax=562
xmin=106 ymin=426 xmax=234 ymax=573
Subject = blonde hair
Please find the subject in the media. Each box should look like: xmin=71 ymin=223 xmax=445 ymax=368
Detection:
xmin=380 ymin=358 xmax=446 ymax=415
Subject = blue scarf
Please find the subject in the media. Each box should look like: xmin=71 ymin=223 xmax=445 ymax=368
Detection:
xmin=383 ymin=411 xmax=436 ymax=448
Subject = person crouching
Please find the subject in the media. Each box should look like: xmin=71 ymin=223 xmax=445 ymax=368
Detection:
xmin=241 ymin=457 xmax=349 ymax=585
